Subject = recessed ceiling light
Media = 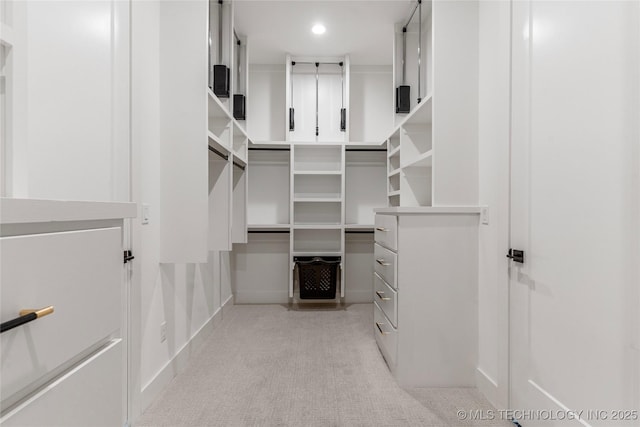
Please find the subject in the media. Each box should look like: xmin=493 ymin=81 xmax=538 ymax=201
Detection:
xmin=312 ymin=24 xmax=326 ymax=35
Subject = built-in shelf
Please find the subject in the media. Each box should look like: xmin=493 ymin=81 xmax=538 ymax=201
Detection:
xmin=345 ymin=224 xmax=374 ymax=231
xmin=247 ymin=224 xmax=290 ymax=232
xmin=293 ymin=194 xmax=341 ymax=202
xmin=292 ymin=251 xmax=343 ymax=257
xmin=388 ymin=190 xmax=401 ymax=197
xmin=388 ymin=146 xmax=401 ymax=157
xmin=208 ymin=132 xmax=231 ymax=156
xmin=293 ymin=170 xmax=342 ymax=175
xmin=403 ymin=94 xmax=433 ymax=126
xmin=388 ymin=168 xmax=401 ymax=178
xmin=292 ymin=224 xmax=342 ymax=230
xmin=232 ymin=153 xmax=247 ymax=168
xmin=208 ymin=89 xmax=232 ymax=119
xmin=402 ymin=150 xmax=433 ymax=169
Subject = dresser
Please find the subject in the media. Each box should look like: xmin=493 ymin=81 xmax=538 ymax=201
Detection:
xmin=0 ymin=199 xmax=135 ymax=426
xmin=373 ymin=207 xmax=479 ymax=387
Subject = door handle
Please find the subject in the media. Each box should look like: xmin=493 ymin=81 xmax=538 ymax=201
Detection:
xmin=376 ymin=258 xmax=391 ymax=266
xmin=375 ymin=227 xmax=388 ymax=232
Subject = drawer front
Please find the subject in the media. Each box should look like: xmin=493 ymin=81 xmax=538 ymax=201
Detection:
xmin=0 ymin=228 xmax=122 ymax=402
xmin=1 ymin=340 xmax=123 ymax=426
xmin=374 ymin=243 xmax=397 ymax=289
xmin=374 ymin=302 xmax=397 ymax=367
xmin=374 ymin=273 xmax=398 ymax=328
xmin=374 ymin=214 xmax=397 ymax=251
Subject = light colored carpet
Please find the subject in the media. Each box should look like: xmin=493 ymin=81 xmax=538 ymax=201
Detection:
xmin=137 ymin=304 xmax=510 ymax=427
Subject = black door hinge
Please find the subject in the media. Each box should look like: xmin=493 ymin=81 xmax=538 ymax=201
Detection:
xmin=124 ymin=250 xmax=135 ymax=264
xmin=506 ymin=249 xmax=524 ymax=263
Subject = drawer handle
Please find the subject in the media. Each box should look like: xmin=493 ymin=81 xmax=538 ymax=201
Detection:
xmin=375 ymin=291 xmax=391 ymax=301
xmin=376 ymin=258 xmax=391 ymax=266
xmin=1 ymin=306 xmax=54 ymax=334
xmin=375 ymin=322 xmax=390 ymax=335
xmin=375 ymin=227 xmax=389 ymax=232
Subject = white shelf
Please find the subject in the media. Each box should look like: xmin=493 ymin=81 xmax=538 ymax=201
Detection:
xmin=208 ymin=131 xmax=231 ymax=155
xmin=232 ymin=153 xmax=247 ymax=168
xmin=388 ymin=190 xmax=401 ymax=197
xmin=293 ymin=170 xmax=342 ymax=175
xmin=0 ymin=24 xmax=15 ymax=46
xmin=404 ymin=94 xmax=433 ymax=126
xmin=293 ymin=194 xmax=341 ymax=202
xmin=0 ymin=199 xmax=136 ymax=225
xmin=208 ymin=89 xmax=232 ymax=119
xmin=247 ymin=224 xmax=290 ymax=231
xmin=388 ymin=168 xmax=401 ymax=178
xmin=388 ymin=146 xmax=401 ymax=157
xmin=292 ymin=252 xmax=343 ymax=257
xmin=291 ymin=141 xmax=344 ymax=147
xmin=292 ymin=224 xmax=342 ymax=230
xmin=402 ymin=150 xmax=433 ymax=169
xmin=345 ymin=224 xmax=374 ymax=231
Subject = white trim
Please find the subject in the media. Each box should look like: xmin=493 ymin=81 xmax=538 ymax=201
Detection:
xmin=476 ymin=367 xmax=500 ymax=410
xmin=140 ymin=296 xmax=232 ymax=413
xmin=375 ymin=206 xmax=481 ymax=215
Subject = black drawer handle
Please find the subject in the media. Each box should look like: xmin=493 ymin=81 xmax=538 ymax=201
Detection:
xmin=1 ymin=306 xmax=54 ymax=334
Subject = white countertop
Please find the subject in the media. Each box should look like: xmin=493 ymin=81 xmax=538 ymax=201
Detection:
xmin=374 ymin=206 xmax=481 ymax=215
xmin=1 ymin=198 xmax=137 ymax=224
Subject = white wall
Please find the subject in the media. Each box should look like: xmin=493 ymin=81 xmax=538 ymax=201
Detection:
xmin=131 ymin=1 xmax=231 ymax=421
xmin=477 ymin=0 xmax=510 ymax=409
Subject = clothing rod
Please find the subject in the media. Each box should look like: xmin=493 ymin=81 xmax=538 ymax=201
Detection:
xmin=292 ymin=61 xmax=343 ymax=66
xmin=208 ymin=145 xmax=229 ymax=160
xmin=233 ymin=161 xmax=246 ymax=170
xmin=234 ymin=29 xmax=240 ymax=43
xmin=345 ymin=149 xmax=387 ymax=152
xmin=404 ymin=0 xmax=421 ymax=28
xmin=345 ymin=230 xmax=375 ymax=234
xmin=217 ymin=0 xmax=223 ymax=64
xmin=248 ymin=230 xmax=290 ymax=234
xmin=248 ymin=147 xmax=290 ymax=151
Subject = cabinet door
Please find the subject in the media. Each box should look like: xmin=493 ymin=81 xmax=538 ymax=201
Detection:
xmin=5 ymin=1 xmax=130 ymax=201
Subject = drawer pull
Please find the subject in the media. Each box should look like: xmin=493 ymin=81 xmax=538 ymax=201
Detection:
xmin=375 ymin=291 xmax=391 ymax=301
xmin=375 ymin=322 xmax=390 ymax=335
xmin=1 ymin=306 xmax=54 ymax=334
xmin=375 ymin=227 xmax=388 ymax=232
xmin=376 ymin=258 xmax=391 ymax=266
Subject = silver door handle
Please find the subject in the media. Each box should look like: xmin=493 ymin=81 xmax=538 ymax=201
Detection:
xmin=375 ymin=291 xmax=391 ymax=301
xmin=375 ymin=227 xmax=388 ymax=232
xmin=376 ymin=258 xmax=391 ymax=266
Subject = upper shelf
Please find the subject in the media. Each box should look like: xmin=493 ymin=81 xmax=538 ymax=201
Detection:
xmin=386 ymin=94 xmax=434 ymax=139
xmin=208 ymin=89 xmax=232 ymax=120
xmin=0 ymin=198 xmax=137 ymax=225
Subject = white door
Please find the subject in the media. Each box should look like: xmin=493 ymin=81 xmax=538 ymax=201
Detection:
xmin=509 ymin=1 xmax=640 ymax=426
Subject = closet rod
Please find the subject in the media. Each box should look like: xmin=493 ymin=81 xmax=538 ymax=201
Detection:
xmin=208 ymin=145 xmax=229 ymax=161
xmin=345 ymin=149 xmax=387 ymax=152
xmin=248 ymin=230 xmax=290 ymax=234
xmin=291 ymin=61 xmax=343 ymax=66
xmin=248 ymin=147 xmax=290 ymax=151
xmin=345 ymin=230 xmax=375 ymax=234
xmin=233 ymin=161 xmax=246 ymax=171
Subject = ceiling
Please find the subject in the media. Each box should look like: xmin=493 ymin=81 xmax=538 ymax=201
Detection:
xmin=233 ymin=1 xmax=417 ymax=65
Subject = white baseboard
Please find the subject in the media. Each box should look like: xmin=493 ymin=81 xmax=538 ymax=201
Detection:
xmin=140 ymin=296 xmax=232 ymax=412
xmin=476 ymin=367 xmax=500 ymax=409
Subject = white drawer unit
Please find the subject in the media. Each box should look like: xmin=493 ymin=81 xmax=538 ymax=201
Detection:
xmin=373 ymin=273 xmax=397 ymax=327
xmin=373 ymin=209 xmax=479 ymax=387
xmin=374 ymin=214 xmax=397 ymax=251
xmin=0 ymin=198 xmax=134 ymax=426
xmin=374 ymin=243 xmax=397 ymax=289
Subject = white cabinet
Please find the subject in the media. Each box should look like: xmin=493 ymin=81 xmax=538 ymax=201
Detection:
xmin=373 ymin=208 xmax=479 ymax=387
xmin=0 ymin=199 xmax=135 ymax=426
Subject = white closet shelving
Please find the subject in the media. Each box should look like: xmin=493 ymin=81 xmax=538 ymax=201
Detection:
xmin=385 ymin=0 xmax=476 ymax=208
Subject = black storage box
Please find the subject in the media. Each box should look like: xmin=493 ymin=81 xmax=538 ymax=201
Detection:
xmin=213 ymin=65 xmax=230 ymax=98
xmin=294 ymin=256 xmax=340 ymax=299
xmin=396 ymin=85 xmax=410 ymax=113
xmin=233 ymin=94 xmax=246 ymax=120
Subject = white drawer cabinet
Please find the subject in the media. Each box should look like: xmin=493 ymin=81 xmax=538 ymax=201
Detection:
xmin=0 ymin=199 xmax=134 ymax=425
xmin=373 ymin=208 xmax=479 ymax=387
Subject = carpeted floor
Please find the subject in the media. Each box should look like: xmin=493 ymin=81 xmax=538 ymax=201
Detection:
xmin=137 ymin=304 xmax=511 ymax=427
